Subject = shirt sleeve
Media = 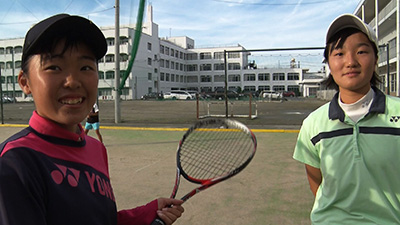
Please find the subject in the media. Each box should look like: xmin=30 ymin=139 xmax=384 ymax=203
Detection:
xmin=0 ymin=150 xmax=47 ymax=225
xmin=117 ymin=199 xmax=159 ymax=225
xmin=293 ymin=116 xmax=321 ymax=169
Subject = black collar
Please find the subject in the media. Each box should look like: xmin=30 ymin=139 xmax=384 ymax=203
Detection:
xmin=328 ymin=86 xmax=386 ymax=122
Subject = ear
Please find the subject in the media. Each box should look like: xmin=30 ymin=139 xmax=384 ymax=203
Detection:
xmin=18 ymin=70 xmax=31 ymax=95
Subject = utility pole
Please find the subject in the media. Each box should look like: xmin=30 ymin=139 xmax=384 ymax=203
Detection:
xmin=12 ymin=48 xmax=15 ymax=100
xmin=0 ymin=68 xmax=4 ymax=124
xmin=114 ymin=0 xmax=121 ymax=123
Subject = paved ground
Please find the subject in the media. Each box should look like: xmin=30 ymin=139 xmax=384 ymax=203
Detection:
xmin=0 ymin=97 xmax=328 ymax=129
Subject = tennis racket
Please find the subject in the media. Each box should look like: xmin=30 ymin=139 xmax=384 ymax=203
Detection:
xmin=151 ymin=118 xmax=257 ymax=225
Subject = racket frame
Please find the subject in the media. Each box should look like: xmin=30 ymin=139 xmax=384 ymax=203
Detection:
xmin=173 ymin=118 xmax=257 ymax=202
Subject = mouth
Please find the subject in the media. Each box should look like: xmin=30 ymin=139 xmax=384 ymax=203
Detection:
xmin=59 ymin=97 xmax=84 ymax=105
xmin=344 ymin=71 xmax=360 ymax=76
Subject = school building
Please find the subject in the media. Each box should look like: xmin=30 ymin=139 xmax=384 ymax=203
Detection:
xmin=0 ymin=2 xmax=397 ymax=101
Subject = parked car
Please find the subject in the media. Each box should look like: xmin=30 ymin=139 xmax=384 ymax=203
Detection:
xmin=209 ymin=89 xmax=243 ymax=100
xmin=242 ymin=90 xmax=259 ymax=98
xmin=282 ymin=91 xmax=296 ymax=97
xmin=140 ymin=92 xmax=163 ymax=100
xmin=260 ymin=90 xmax=282 ymax=100
xmin=186 ymin=91 xmax=199 ymax=99
xmin=1 ymin=96 xmax=17 ymax=103
xmin=163 ymin=90 xmax=193 ymax=100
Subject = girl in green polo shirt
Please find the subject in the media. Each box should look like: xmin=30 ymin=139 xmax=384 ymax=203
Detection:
xmin=294 ymin=14 xmax=400 ymax=224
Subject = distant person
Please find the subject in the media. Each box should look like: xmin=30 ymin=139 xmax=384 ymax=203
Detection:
xmin=293 ymin=14 xmax=400 ymax=224
xmin=85 ymin=103 xmax=103 ymax=143
xmin=0 ymin=13 xmax=183 ymax=225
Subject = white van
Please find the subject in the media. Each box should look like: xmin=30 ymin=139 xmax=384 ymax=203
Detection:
xmin=163 ymin=91 xmax=193 ymax=100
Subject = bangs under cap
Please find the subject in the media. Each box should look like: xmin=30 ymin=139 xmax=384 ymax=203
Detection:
xmin=22 ymin=13 xmax=107 ymax=65
xmin=326 ymin=13 xmax=378 ymax=49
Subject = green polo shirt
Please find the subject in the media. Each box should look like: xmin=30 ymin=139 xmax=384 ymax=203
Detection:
xmin=294 ymin=87 xmax=400 ymax=224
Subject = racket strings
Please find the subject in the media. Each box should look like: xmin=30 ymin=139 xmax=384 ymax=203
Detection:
xmin=179 ymin=124 xmax=254 ymax=180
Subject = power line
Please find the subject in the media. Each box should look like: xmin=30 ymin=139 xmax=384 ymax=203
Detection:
xmin=211 ymin=0 xmax=340 ymax=6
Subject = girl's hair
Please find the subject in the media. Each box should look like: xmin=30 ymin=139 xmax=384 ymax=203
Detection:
xmin=21 ymin=30 xmax=97 ymax=74
xmin=322 ymin=27 xmax=381 ymax=90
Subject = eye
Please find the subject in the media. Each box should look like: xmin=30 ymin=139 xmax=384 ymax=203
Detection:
xmin=44 ymin=65 xmax=61 ymax=71
xmin=357 ymin=49 xmax=369 ymax=55
xmin=331 ymin=50 xmax=343 ymax=57
xmin=81 ymin=65 xmax=95 ymax=71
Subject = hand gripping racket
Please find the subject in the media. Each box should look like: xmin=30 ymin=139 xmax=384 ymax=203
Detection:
xmin=151 ymin=118 xmax=257 ymax=225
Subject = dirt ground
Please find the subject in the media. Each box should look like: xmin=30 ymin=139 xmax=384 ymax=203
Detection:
xmin=0 ymin=98 xmax=327 ymax=129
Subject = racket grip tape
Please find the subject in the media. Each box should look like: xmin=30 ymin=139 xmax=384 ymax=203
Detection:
xmin=150 ymin=218 xmax=166 ymax=225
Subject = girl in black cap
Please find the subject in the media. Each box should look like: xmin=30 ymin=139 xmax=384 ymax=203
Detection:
xmin=0 ymin=14 xmax=183 ymax=225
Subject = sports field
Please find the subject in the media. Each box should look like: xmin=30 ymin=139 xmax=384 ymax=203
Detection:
xmin=0 ymin=125 xmax=314 ymax=225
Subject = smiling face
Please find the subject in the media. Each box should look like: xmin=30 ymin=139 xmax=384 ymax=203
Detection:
xmin=18 ymin=40 xmax=98 ymax=133
xmin=327 ymin=31 xmax=378 ymax=103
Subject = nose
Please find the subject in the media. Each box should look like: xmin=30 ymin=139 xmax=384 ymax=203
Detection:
xmin=64 ymin=71 xmax=81 ymax=89
xmin=345 ymin=53 xmax=359 ymax=68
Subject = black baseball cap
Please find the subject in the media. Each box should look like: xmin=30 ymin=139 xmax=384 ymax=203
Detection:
xmin=22 ymin=14 xmax=107 ymax=65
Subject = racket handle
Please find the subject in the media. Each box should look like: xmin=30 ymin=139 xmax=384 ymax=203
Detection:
xmin=150 ymin=218 xmax=165 ymax=225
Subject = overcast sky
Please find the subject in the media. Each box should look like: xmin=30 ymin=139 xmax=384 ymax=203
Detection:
xmin=0 ymin=0 xmax=360 ymax=49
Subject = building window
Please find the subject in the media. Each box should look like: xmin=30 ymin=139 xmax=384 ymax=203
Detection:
xmin=98 ymin=71 xmax=104 ymax=79
xmin=228 ymin=63 xmax=240 ymax=70
xmin=273 ymin=85 xmax=285 ymax=91
xmin=165 ymin=47 xmax=169 ymax=55
xmin=258 ymin=73 xmax=270 ymax=81
xmin=148 ymin=73 xmax=152 ymax=80
xmin=258 ymin=86 xmax=270 ymax=91
xmin=391 ymin=73 xmax=397 ymax=92
xmin=106 ymin=38 xmax=115 ymax=46
xmin=214 ymin=75 xmax=225 ymax=82
xmin=200 ymin=64 xmax=212 ymax=71
xmin=14 ymin=46 xmax=22 ymax=54
xmin=165 ymin=60 xmax=170 ymax=69
xmin=105 ymin=54 xmax=115 ymax=62
xmin=288 ymin=85 xmax=299 ymax=93
xmin=166 ymin=73 xmax=170 ymax=82
xmin=120 ymin=54 xmax=129 ymax=62
xmin=187 ymin=76 xmax=198 ymax=83
xmin=200 ymin=75 xmax=212 ymax=82
xmin=214 ymin=63 xmax=225 ymax=70
xmin=160 ymin=72 xmax=165 ymax=81
xmin=160 ymin=45 xmax=164 ymax=54
xmin=148 ymin=58 xmax=152 ymax=66
xmin=244 ymin=73 xmax=256 ymax=81
xmin=106 ymin=71 xmax=115 ymax=79
xmin=273 ymin=73 xmax=285 ymax=81
xmin=287 ymin=73 xmax=299 ymax=80
xmin=244 ymin=86 xmax=256 ymax=91
xmin=228 ymin=74 xmax=241 ymax=82
xmin=228 ymin=52 xmax=240 ymax=58
xmin=147 ymin=42 xmax=152 ymax=51
xmin=187 ymin=64 xmax=198 ymax=71
xmin=171 ymin=74 xmax=175 ymax=82
xmin=214 ymin=52 xmax=224 ymax=59
xmin=186 ymin=53 xmax=198 ymax=60
xmin=200 ymin=52 xmax=212 ymax=60
xmin=120 ymin=37 xmax=129 ymax=45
